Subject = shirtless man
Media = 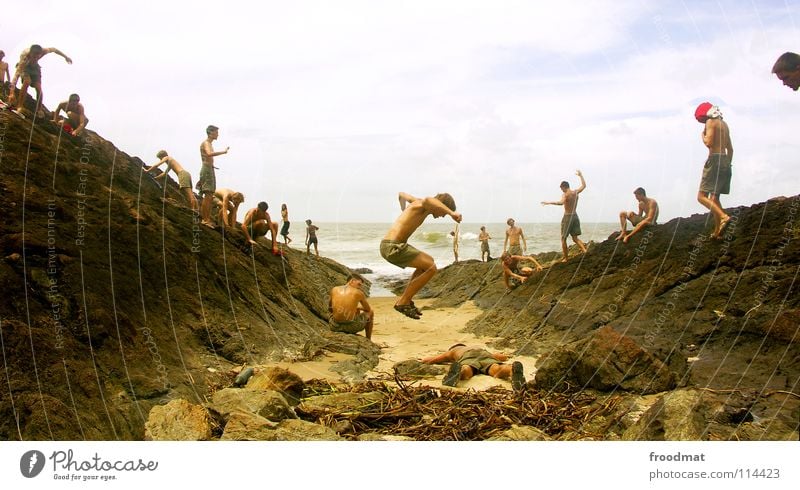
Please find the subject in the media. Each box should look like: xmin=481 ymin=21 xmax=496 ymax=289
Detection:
xmin=0 ymin=50 xmax=10 ymax=100
xmin=772 ymin=52 xmax=800 ymax=91
xmin=305 ymin=219 xmax=320 ymax=256
xmin=8 ymin=44 xmax=72 ymax=117
xmin=450 ymin=223 xmax=460 ymax=263
xmin=501 ymin=252 xmax=542 ymax=289
xmin=328 ymin=273 xmax=374 ymax=341
xmin=617 ymin=187 xmax=659 ymax=244
xmin=52 ymin=93 xmax=88 ymax=136
xmin=422 ymin=343 xmax=525 ymax=391
xmin=694 ymin=102 xmax=733 ymax=239
xmin=503 ymin=218 xmax=526 ymax=256
xmin=478 ymin=226 xmax=492 ymax=262
xmin=241 ymin=202 xmax=280 ymax=254
xmin=542 ymin=170 xmax=588 ymax=262
xmin=380 ymin=192 xmax=461 ymax=319
xmin=198 ymin=125 xmax=229 ymax=228
xmin=214 ymin=188 xmax=244 ymax=227
xmin=145 ymin=150 xmax=197 ymax=212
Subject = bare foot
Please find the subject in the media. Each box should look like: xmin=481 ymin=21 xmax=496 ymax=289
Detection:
xmin=615 ymin=233 xmax=625 ymax=241
xmin=560 ymin=257 xmax=568 ymax=263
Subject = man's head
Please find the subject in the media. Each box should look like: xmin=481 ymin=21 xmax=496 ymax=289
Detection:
xmin=232 ymin=192 xmax=244 ymax=204
xmin=156 ymin=150 xmax=168 ymax=159
xmin=0 ymin=50 xmax=5 ymax=59
xmin=306 ymin=219 xmax=312 ymax=225
xmin=347 ymin=273 xmax=365 ymax=288
xmin=206 ymin=125 xmax=219 ymax=138
xmin=560 ymin=181 xmax=570 ymax=191
xmin=448 ymin=343 xmax=466 ymax=351
xmin=480 ymin=226 xmax=485 ymax=231
xmin=29 ymin=45 xmax=43 ymax=59
xmin=68 ymin=93 xmax=80 ymax=104
xmin=506 ymin=218 xmax=515 ymax=227
xmin=434 ymin=193 xmax=456 ymax=212
xmin=773 ymin=52 xmax=800 ymax=91
xmin=257 ymin=202 xmax=268 ymax=212
xmin=634 ymin=187 xmax=646 ymax=201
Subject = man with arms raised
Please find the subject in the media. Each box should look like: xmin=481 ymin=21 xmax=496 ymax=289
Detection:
xmin=617 ymin=187 xmax=658 ymax=244
xmin=381 ymin=192 xmax=461 ymax=319
xmin=329 ymin=273 xmax=374 ymax=341
xmin=542 ymin=170 xmax=588 ymax=262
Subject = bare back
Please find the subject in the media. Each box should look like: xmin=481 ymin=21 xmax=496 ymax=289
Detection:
xmin=383 ymin=200 xmax=430 ymax=242
xmin=704 ymin=118 xmax=733 ymax=156
xmin=564 ymin=190 xmax=580 ymax=215
xmin=330 ymin=284 xmax=368 ymax=322
xmin=164 ymin=156 xmax=186 ymax=176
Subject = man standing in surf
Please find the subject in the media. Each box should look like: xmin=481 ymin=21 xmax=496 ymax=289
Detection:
xmin=381 ymin=192 xmax=461 ymax=319
xmin=694 ymin=102 xmax=733 ymax=239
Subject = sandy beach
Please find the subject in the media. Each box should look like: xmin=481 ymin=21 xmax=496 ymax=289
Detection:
xmin=273 ymin=297 xmax=538 ymax=390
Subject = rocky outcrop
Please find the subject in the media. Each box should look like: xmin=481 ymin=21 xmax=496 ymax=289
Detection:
xmin=487 ymin=425 xmax=552 ymax=441
xmin=245 ymin=367 xmax=306 ymax=406
xmin=534 ymin=326 xmax=676 ymax=394
xmin=144 ymin=399 xmax=213 ymax=441
xmin=210 ymin=388 xmax=296 ymax=422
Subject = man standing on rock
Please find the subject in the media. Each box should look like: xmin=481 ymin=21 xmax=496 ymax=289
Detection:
xmin=198 ymin=125 xmax=229 ymax=228
xmin=8 ymin=44 xmax=72 ymax=118
xmin=422 ymin=343 xmax=525 ymax=391
xmin=772 ymin=52 xmax=800 ymax=91
xmin=329 ymin=273 xmax=374 ymax=341
xmin=617 ymin=187 xmax=658 ymax=244
xmin=381 ymin=192 xmax=461 ymax=320
xmin=694 ymin=102 xmax=733 ymax=239
xmin=478 ymin=226 xmax=492 ymax=261
xmin=542 ymin=170 xmax=588 ymax=262
xmin=503 ymin=218 xmax=526 ymax=255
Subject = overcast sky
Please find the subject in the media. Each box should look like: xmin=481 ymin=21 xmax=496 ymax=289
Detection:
xmin=4 ymin=1 xmax=800 ymax=223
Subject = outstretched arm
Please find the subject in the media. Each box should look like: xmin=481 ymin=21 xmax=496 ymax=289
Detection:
xmin=45 ymin=48 xmax=72 ymax=64
xmin=541 ymin=195 xmax=565 ymax=206
xmin=144 ymin=156 xmax=169 ymax=173
xmin=51 ymin=101 xmax=66 ymax=122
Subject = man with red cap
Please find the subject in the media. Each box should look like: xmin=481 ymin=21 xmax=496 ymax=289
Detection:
xmin=694 ymin=102 xmax=733 ymax=239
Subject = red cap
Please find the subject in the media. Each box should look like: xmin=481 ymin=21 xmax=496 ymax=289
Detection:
xmin=694 ymin=102 xmax=713 ymax=123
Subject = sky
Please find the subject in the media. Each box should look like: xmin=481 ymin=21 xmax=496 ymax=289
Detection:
xmin=4 ymin=0 xmax=800 ymax=223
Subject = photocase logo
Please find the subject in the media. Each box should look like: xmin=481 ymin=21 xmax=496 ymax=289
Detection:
xmin=20 ymin=450 xmax=46 ymax=478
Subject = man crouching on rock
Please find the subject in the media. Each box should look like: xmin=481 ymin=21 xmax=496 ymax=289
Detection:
xmin=422 ymin=344 xmax=525 ymax=391
xmin=329 ymin=273 xmax=374 ymax=341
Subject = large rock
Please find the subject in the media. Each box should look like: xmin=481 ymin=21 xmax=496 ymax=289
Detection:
xmin=298 ymin=391 xmax=386 ymax=415
xmin=534 ymin=326 xmax=676 ymax=394
xmin=273 ymin=419 xmax=342 ymax=441
xmin=220 ymin=411 xmax=279 ymax=441
xmin=210 ymin=388 xmax=296 ymax=421
xmin=393 ymin=359 xmax=446 ymax=377
xmin=246 ymin=367 xmax=306 ymax=406
xmin=622 ymin=389 xmax=711 ymax=440
xmin=487 ymin=425 xmax=552 ymax=441
xmin=144 ymin=399 xmax=212 ymax=441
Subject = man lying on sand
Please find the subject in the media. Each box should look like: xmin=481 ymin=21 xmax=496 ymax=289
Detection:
xmin=617 ymin=187 xmax=658 ymax=244
xmin=380 ymin=192 xmax=461 ymax=320
xmin=328 ymin=273 xmax=374 ymax=341
xmin=501 ymin=252 xmax=543 ymax=289
xmin=422 ymin=344 xmax=525 ymax=391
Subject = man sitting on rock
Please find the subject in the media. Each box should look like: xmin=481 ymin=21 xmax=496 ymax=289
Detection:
xmin=241 ymin=201 xmax=280 ymax=254
xmin=422 ymin=344 xmax=525 ymax=391
xmin=328 ymin=273 xmax=374 ymax=341
xmin=501 ymin=251 xmax=542 ymax=289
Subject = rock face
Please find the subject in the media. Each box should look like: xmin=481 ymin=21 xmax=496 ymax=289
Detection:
xmin=534 ymin=326 xmax=676 ymax=394
xmin=487 ymin=425 xmax=552 ymax=441
xmin=144 ymin=399 xmax=212 ymax=441
xmin=0 ymin=107 xmax=360 ymax=440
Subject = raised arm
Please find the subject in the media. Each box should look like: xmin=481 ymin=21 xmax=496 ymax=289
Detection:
xmin=422 ymin=197 xmax=462 ymax=223
xmin=398 ymin=192 xmax=420 ymax=210
xmin=575 ymin=170 xmax=586 ymax=193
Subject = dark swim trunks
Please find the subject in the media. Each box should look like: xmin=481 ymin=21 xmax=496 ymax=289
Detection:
xmin=280 ymin=221 xmax=290 ymax=236
xmin=561 ymin=214 xmax=582 ymax=239
xmin=699 ymin=153 xmax=731 ymax=195
xmin=23 ymin=63 xmax=41 ymax=84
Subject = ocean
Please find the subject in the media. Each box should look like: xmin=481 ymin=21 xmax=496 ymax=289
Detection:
xmin=296 ymin=222 xmax=619 ymax=296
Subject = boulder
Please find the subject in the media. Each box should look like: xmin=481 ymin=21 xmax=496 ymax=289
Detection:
xmin=393 ymin=359 xmax=446 ymax=377
xmin=246 ymin=367 xmax=306 ymax=406
xmin=220 ymin=411 xmax=279 ymax=441
xmin=144 ymin=399 xmax=212 ymax=441
xmin=210 ymin=388 xmax=296 ymax=421
xmin=622 ymin=389 xmax=712 ymax=440
xmin=534 ymin=326 xmax=676 ymax=394
xmin=273 ymin=419 xmax=342 ymax=441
